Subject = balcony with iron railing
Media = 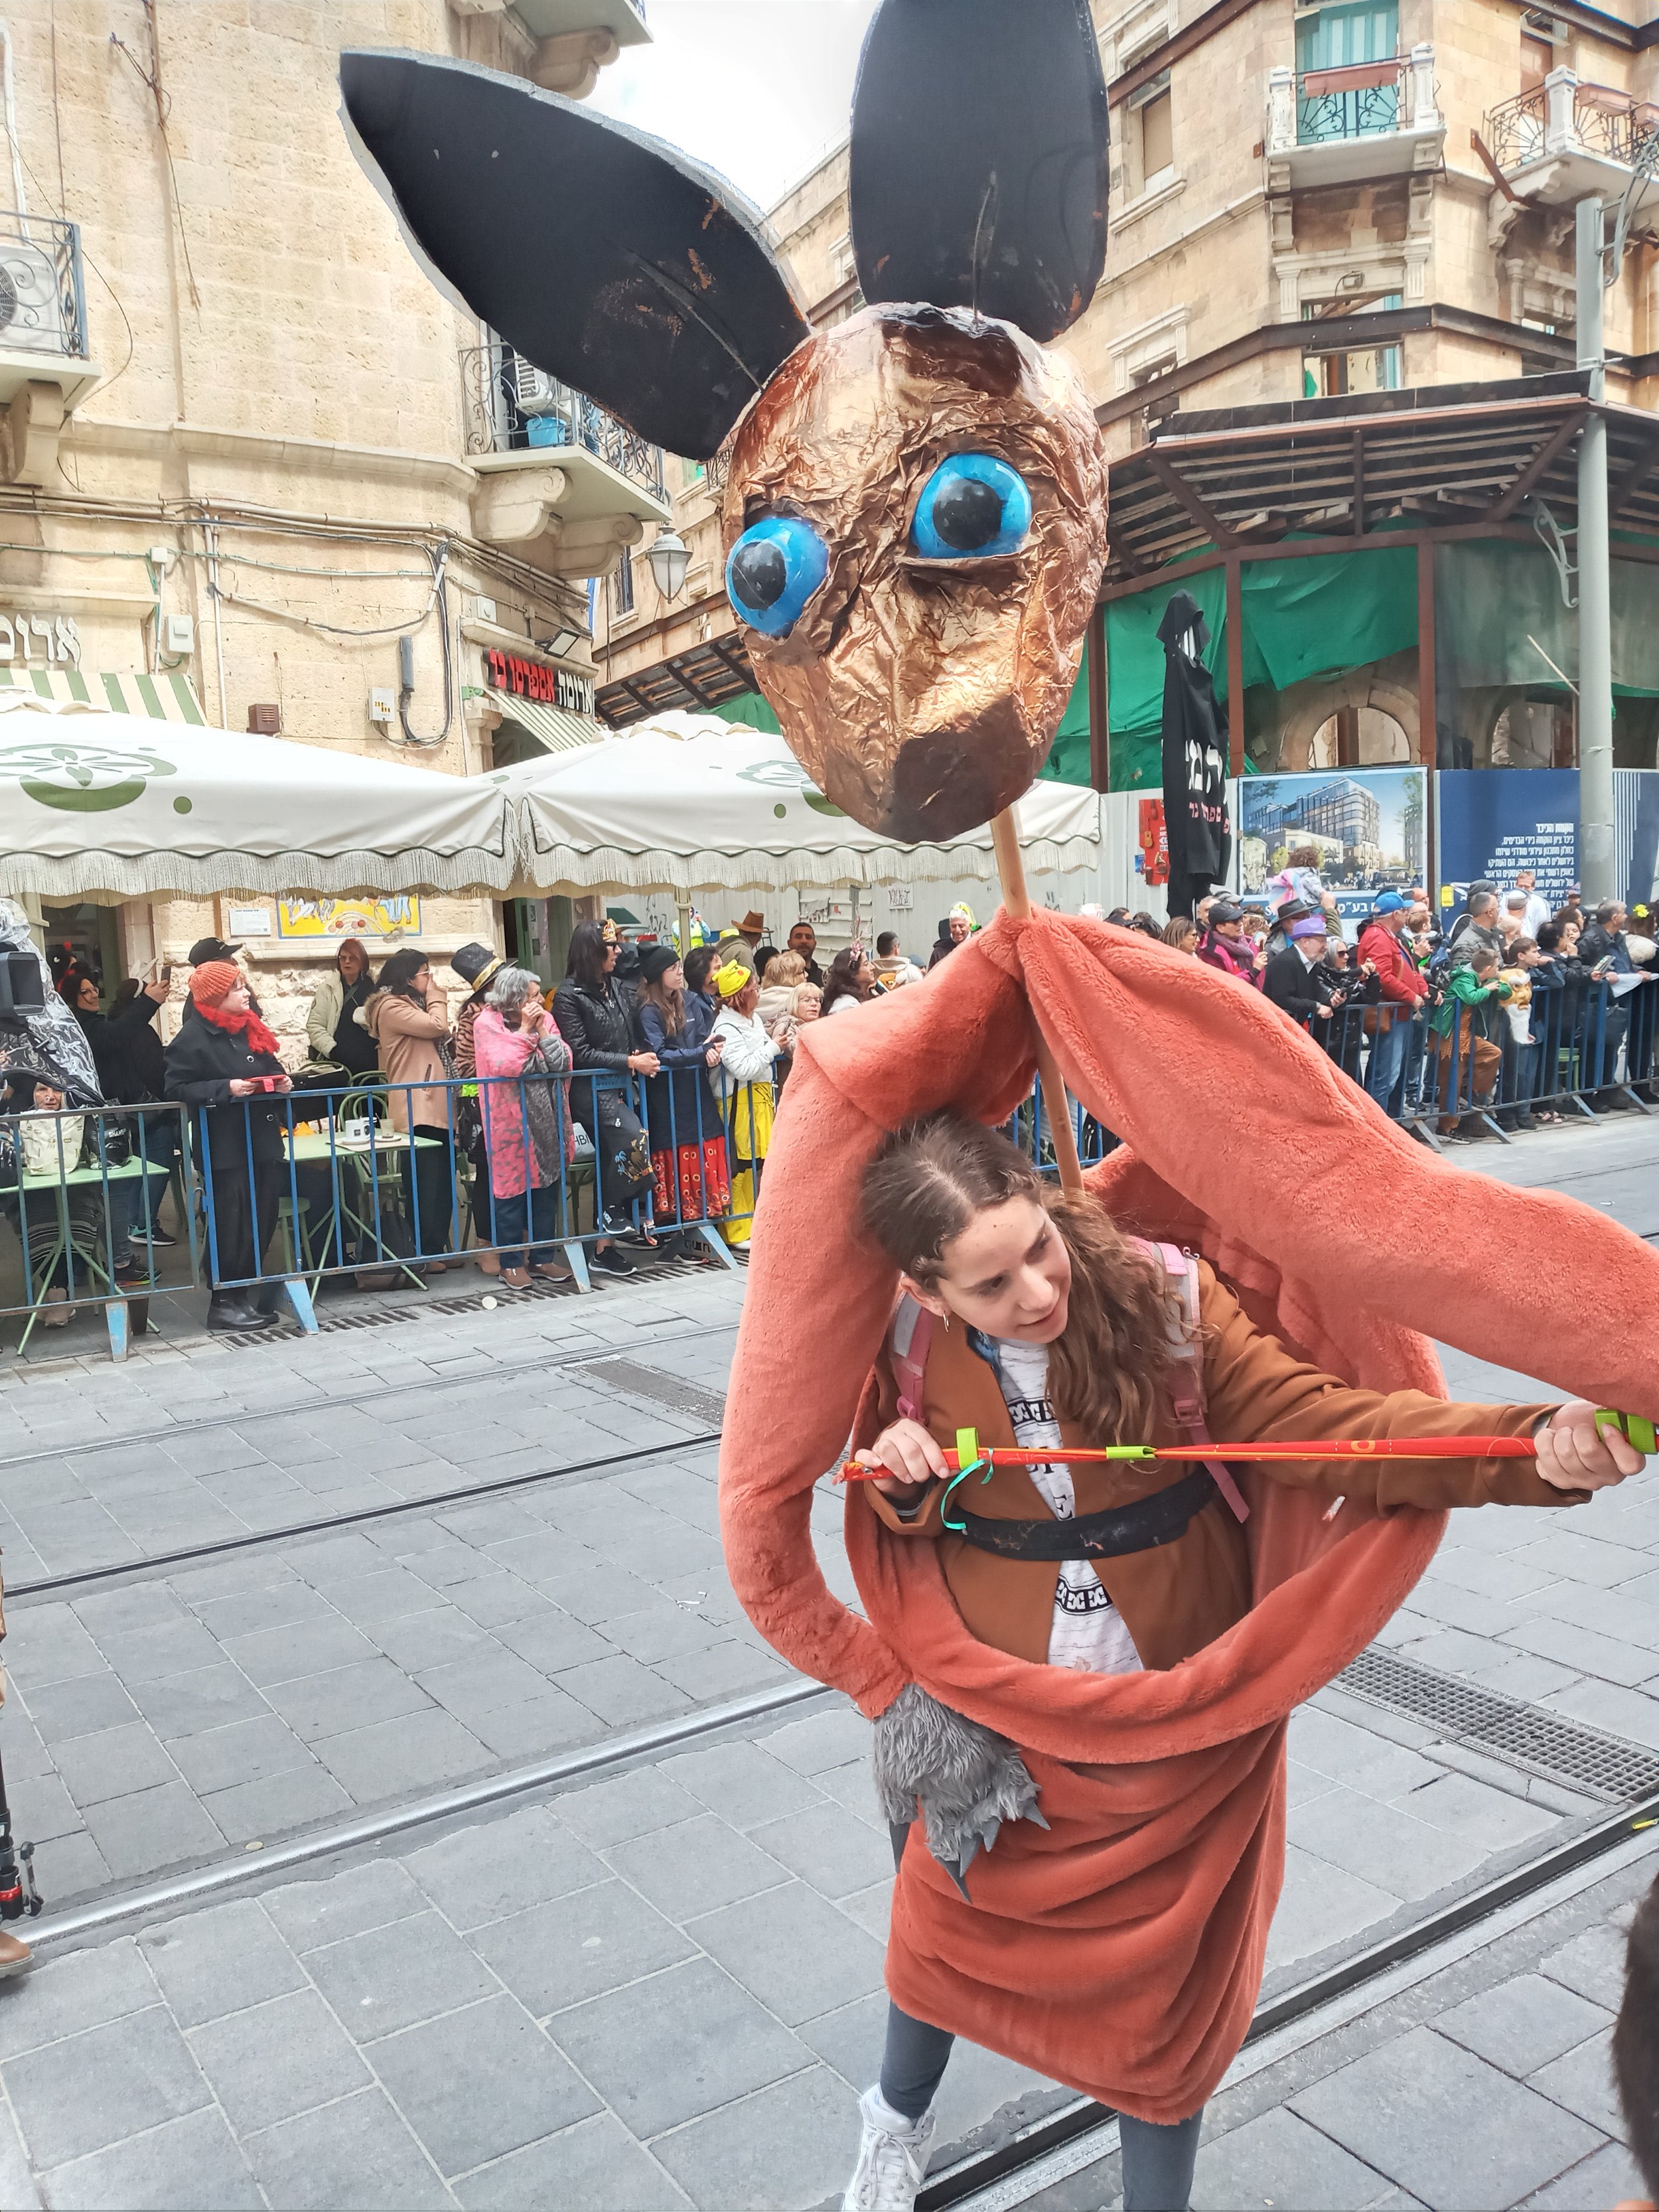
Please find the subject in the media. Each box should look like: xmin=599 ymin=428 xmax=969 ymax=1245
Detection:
xmin=0 ymin=214 xmax=97 ymax=401
xmin=461 ymin=340 xmax=665 ymax=499
xmin=1266 ymin=45 xmax=1445 ymax=184
xmin=461 ymin=340 xmax=670 ymax=582
xmin=1482 ymin=71 xmax=1659 ymax=210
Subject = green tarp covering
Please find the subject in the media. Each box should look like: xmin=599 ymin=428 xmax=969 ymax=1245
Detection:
xmin=707 ymin=689 xmax=783 ymax=734
xmin=1104 ymin=547 xmax=1418 ymax=790
xmin=1037 ymin=642 xmax=1093 ymax=787
xmin=1435 ymin=542 xmax=1659 ymax=697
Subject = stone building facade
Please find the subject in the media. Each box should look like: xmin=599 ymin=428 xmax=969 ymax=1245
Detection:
xmin=0 ymin=0 xmax=664 ymax=1059
xmin=595 ymin=0 xmax=1659 ymax=739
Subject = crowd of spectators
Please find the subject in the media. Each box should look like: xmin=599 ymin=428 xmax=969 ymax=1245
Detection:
xmin=1146 ymin=866 xmax=1657 ymax=1141
xmin=7 ymin=877 xmax=1651 ymax=1333
xmin=0 ymin=905 xmax=970 ymax=1335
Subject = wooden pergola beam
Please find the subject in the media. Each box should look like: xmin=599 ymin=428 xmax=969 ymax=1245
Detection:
xmin=1486 ymin=409 xmax=1588 ymax=522
xmin=1140 ymin=446 xmax=1238 ymax=550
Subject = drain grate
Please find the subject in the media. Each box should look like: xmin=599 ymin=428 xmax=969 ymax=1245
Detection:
xmin=584 ymin=1355 xmax=727 ymax=1430
xmin=215 ymin=1254 xmax=721 ymax=1350
xmin=1337 ymin=1645 xmax=1659 ymax=1805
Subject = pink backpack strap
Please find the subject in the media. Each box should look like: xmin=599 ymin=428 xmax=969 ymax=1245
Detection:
xmin=891 ymin=1294 xmax=934 ymax=1422
xmin=1136 ymin=1239 xmax=1250 ymax=1524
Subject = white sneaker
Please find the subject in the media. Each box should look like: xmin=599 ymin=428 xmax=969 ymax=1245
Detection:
xmin=843 ymin=2085 xmax=937 ymax=2212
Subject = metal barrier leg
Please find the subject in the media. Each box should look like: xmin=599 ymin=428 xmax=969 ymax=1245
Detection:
xmin=693 ymin=1221 xmax=740 ymax=1272
xmin=281 ymin=1278 xmax=319 ymax=1334
xmin=561 ymin=1239 xmax=593 ymax=1293
xmin=105 ymin=1297 xmax=129 ymax=1363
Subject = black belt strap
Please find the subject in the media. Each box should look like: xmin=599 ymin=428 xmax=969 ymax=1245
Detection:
xmin=953 ymin=1465 xmax=1220 ymax=1562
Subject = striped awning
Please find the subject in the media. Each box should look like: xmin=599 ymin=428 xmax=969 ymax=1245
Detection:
xmin=0 ymin=666 xmax=206 ymax=722
xmin=495 ymin=697 xmax=607 ymax=755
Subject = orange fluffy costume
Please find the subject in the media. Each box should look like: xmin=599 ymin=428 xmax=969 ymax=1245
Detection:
xmin=717 ymin=909 xmax=1659 ymax=2122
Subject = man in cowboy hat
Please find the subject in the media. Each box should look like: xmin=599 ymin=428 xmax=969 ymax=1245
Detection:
xmin=729 ymin=910 xmax=767 ymax=948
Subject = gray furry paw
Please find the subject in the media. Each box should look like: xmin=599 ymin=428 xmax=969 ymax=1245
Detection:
xmin=873 ymin=1684 xmax=1046 ymax=1895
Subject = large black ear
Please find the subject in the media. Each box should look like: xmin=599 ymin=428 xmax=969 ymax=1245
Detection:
xmin=849 ymin=0 xmax=1108 ymax=341
xmin=340 ymin=51 xmax=811 ymax=460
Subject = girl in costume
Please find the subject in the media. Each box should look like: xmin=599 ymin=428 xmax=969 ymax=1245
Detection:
xmin=841 ymin=1110 xmax=1642 ymax=2212
xmin=707 ymin=959 xmax=777 ymax=1250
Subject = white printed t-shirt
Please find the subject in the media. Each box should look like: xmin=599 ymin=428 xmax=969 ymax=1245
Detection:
xmin=981 ymin=1334 xmax=1143 ymax=1677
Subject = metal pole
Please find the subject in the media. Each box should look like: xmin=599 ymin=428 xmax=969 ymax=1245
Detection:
xmin=1577 ymin=195 xmax=1616 ymax=903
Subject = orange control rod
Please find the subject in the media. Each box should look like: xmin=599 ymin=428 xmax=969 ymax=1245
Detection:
xmin=835 ymin=1410 xmax=1658 ymax=1486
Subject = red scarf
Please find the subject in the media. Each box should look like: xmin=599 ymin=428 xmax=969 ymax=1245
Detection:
xmin=194 ymin=996 xmax=281 ymax=1060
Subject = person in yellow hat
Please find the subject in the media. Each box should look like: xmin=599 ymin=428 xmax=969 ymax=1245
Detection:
xmin=707 ymin=956 xmax=777 ymax=1248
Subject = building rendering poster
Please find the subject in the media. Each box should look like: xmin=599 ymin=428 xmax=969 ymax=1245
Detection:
xmin=1238 ymin=767 xmax=1426 ymax=926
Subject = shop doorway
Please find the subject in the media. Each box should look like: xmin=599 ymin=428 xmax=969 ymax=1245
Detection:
xmin=504 ymin=897 xmax=575 ymax=992
xmin=40 ymin=903 xmax=121 ymax=997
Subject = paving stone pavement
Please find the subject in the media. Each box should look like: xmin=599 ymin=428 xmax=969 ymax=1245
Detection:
xmin=0 ymin=1117 xmax=1652 ymax=2205
xmin=0 ymin=1700 xmax=1046 ymax=2212
xmin=0 ymin=1266 xmax=747 ymax=1582
xmin=1021 ymin=1835 xmax=1658 ymax=2212
xmin=0 ymin=1425 xmax=867 ymax=1905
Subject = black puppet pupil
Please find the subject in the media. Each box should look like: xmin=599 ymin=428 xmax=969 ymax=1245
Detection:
xmin=931 ymin=475 xmax=1005 ymax=552
xmin=731 ymin=539 xmax=788 ymax=608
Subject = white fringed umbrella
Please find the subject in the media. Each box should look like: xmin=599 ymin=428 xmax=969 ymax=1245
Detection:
xmin=0 ymin=696 xmax=517 ymax=900
xmin=501 ymin=710 xmax=1101 ymax=895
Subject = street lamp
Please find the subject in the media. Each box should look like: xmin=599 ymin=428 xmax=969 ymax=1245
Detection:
xmin=647 ymin=526 xmax=689 ymax=603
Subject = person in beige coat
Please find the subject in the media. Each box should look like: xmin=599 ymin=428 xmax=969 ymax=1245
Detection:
xmin=363 ymin=948 xmax=457 ymax=1269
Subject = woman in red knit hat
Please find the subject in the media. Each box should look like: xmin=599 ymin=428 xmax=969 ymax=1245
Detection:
xmin=163 ymin=960 xmax=291 ymax=1333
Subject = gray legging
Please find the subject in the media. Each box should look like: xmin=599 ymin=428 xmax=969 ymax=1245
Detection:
xmin=880 ymin=2000 xmax=1204 ymax=2210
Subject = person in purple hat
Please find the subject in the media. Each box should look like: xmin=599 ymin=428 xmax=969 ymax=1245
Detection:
xmin=1262 ymin=913 xmax=1347 ymax=1027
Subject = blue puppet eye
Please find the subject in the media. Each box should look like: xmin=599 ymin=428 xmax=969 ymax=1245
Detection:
xmin=725 ymin=515 xmax=830 ymax=636
xmin=911 ymin=453 xmax=1033 ymax=561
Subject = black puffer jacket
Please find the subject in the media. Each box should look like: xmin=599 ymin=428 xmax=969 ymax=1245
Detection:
xmin=550 ymin=977 xmax=633 ymax=1073
xmin=163 ymin=1015 xmax=288 ymax=1167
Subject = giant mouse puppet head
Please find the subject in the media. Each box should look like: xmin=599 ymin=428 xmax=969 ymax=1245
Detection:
xmin=340 ymin=0 xmax=1111 ymax=842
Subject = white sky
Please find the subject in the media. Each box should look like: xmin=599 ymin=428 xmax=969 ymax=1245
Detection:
xmin=586 ymin=0 xmax=879 ymax=216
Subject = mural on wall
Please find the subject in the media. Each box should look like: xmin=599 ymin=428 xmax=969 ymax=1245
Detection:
xmin=1437 ymin=769 xmax=1577 ymax=915
xmin=276 ymin=897 xmax=421 ymax=940
xmin=1239 ymin=768 xmax=1425 ymax=925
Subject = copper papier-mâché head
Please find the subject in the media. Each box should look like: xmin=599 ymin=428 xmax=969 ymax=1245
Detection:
xmin=725 ymin=305 xmax=1108 ymax=842
xmin=338 ymin=0 xmax=1112 ymax=843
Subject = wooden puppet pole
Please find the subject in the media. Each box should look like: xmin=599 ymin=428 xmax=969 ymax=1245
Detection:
xmin=991 ymin=806 xmax=1086 ymax=1195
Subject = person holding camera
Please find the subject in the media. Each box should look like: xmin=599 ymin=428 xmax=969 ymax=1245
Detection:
xmin=164 ymin=961 xmax=292 ymax=1332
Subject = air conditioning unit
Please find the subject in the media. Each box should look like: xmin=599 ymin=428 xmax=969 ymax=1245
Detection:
xmin=512 ymin=354 xmax=566 ymax=417
xmin=0 ymin=242 xmax=66 ymax=355
xmin=1523 ymin=11 xmax=1571 ymax=42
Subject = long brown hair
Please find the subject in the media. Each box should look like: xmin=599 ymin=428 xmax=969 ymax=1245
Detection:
xmin=860 ymin=1112 xmax=1183 ymax=1443
xmin=636 ymin=970 xmax=685 ymax=1037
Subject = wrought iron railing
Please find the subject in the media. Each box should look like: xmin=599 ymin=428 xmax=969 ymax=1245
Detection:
xmin=1484 ymin=79 xmax=1659 ymax=171
xmin=1297 ymin=57 xmax=1402 ymax=143
xmin=459 ymin=340 xmax=665 ymax=501
xmin=1482 ymin=87 xmax=1548 ymax=169
xmin=0 ymin=214 xmax=88 ymax=361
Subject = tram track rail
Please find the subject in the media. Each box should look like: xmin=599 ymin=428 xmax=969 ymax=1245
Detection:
xmin=0 ymin=1320 xmax=725 ymax=1469
xmin=921 ymin=1790 xmax=1659 ymax=2210
xmin=3 ymin=1427 xmax=726 ymax=1605
xmin=11 ymin=1652 xmax=1658 ymax=2212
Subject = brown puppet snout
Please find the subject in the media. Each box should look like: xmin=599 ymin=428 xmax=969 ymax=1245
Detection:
xmin=724 ymin=305 xmax=1110 ymax=846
